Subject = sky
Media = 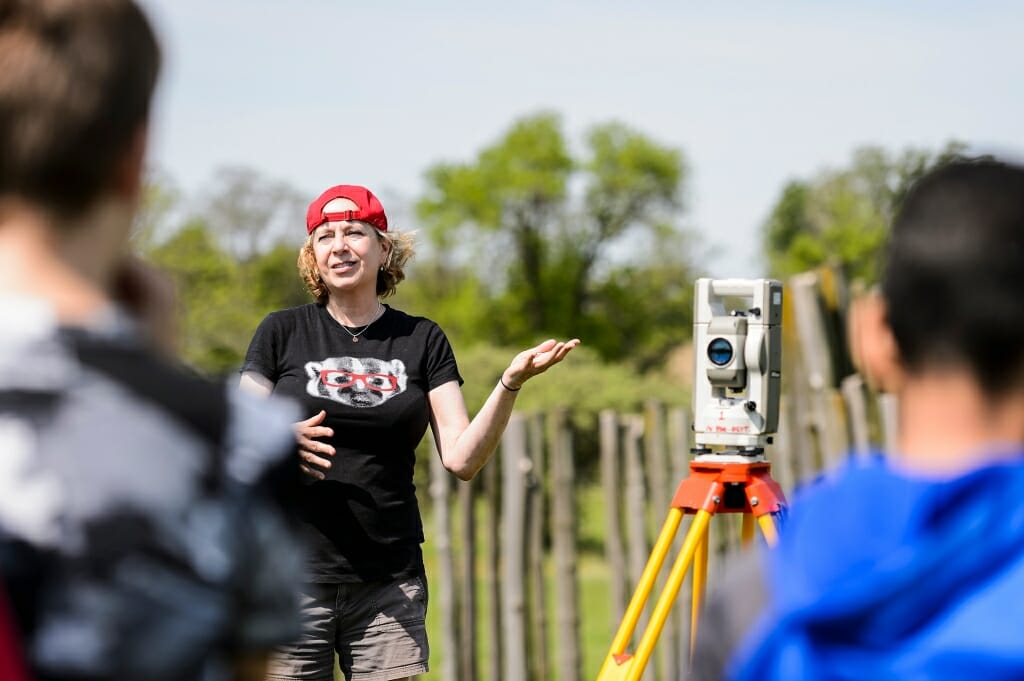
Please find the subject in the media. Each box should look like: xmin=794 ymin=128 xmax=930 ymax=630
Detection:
xmin=137 ymin=0 xmax=1024 ymax=276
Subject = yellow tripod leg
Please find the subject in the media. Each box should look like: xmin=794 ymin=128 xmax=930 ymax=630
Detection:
xmin=597 ymin=507 xmax=684 ymax=679
xmin=596 ymin=509 xmax=714 ymax=681
xmin=630 ymin=509 xmax=713 ymax=681
xmin=757 ymin=513 xmax=779 ymax=547
xmin=689 ymin=518 xmax=709 ymax=656
xmin=741 ymin=513 xmax=755 ymax=546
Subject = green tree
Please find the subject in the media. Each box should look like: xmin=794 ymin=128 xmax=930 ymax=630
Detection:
xmin=584 ymin=231 xmax=697 ymax=371
xmin=131 ymin=167 xmax=182 ymax=252
xmin=389 ymin=261 xmax=494 ymax=344
xmin=200 ymin=165 xmax=306 ymax=260
xmin=134 ymin=167 xmax=313 ymax=375
xmin=416 ymin=112 xmax=698 ymax=363
xmin=249 ymin=242 xmax=310 ymax=313
xmin=418 ymin=112 xmax=572 ymax=335
xmin=763 ymin=142 xmax=969 ymax=283
xmin=145 ymin=220 xmax=255 ymax=374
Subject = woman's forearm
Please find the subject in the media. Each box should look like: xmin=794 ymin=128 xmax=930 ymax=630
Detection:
xmin=431 ymin=337 xmax=579 ymax=480
xmin=443 ymin=378 xmax=520 ymax=480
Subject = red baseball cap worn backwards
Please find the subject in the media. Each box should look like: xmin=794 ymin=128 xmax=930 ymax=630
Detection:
xmin=305 ymin=184 xmax=388 ymax=234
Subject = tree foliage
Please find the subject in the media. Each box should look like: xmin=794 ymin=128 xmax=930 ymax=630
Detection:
xmin=763 ymin=142 xmax=969 ymax=284
xmin=416 ymin=112 xmax=699 ymax=367
xmin=200 ymin=166 xmax=307 ymax=260
xmin=137 ymin=169 xmax=309 ymax=376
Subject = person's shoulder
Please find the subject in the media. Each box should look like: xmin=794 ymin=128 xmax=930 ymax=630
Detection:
xmin=70 ymin=327 xmax=299 ymax=490
xmin=788 ymin=454 xmax=891 ymax=502
xmin=384 ymin=305 xmax=432 ymax=325
xmin=263 ymin=303 xmax=322 ymax=325
xmin=65 ymin=327 xmax=229 ymax=439
xmin=384 ymin=305 xmax=445 ymax=334
xmin=251 ymin=304 xmax=324 ymax=342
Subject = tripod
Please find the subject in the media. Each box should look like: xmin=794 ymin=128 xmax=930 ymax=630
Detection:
xmin=596 ymin=451 xmax=787 ymax=681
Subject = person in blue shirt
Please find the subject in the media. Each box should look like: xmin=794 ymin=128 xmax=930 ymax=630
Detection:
xmin=690 ymin=158 xmax=1024 ymax=681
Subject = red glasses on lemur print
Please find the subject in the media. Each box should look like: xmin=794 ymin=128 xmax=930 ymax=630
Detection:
xmin=319 ymin=369 xmax=398 ymax=393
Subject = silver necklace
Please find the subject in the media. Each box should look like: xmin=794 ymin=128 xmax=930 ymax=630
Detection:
xmin=336 ymin=302 xmax=384 ymax=343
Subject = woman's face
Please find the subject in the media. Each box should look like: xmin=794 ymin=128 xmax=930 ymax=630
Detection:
xmin=311 ymin=201 xmax=387 ymax=298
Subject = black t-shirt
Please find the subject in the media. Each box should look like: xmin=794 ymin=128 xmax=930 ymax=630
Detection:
xmin=241 ymin=303 xmax=463 ymax=583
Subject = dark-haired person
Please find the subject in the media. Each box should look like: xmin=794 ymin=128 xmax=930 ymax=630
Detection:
xmin=239 ymin=184 xmax=580 ymax=681
xmin=689 ymin=158 xmax=1024 ymax=681
xmin=0 ymin=1 xmax=304 ymax=679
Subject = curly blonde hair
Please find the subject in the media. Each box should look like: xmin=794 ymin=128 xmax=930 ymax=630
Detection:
xmin=297 ymin=227 xmax=415 ymax=302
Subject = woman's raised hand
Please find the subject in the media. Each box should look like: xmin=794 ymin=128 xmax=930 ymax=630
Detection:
xmin=501 ymin=338 xmax=581 ymax=390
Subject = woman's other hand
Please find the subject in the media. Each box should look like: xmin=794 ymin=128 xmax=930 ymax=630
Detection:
xmin=294 ymin=410 xmax=335 ymax=480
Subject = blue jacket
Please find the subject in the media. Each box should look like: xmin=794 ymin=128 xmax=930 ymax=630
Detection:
xmin=730 ymin=455 xmax=1024 ymax=681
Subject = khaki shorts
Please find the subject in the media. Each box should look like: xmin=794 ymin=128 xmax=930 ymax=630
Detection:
xmin=266 ymin=574 xmax=429 ymax=681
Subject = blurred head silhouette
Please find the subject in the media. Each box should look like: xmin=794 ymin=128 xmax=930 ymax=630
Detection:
xmin=0 ymin=0 xmax=161 ymax=320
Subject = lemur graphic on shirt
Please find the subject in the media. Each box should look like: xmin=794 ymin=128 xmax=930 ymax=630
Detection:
xmin=305 ymin=356 xmax=408 ymax=408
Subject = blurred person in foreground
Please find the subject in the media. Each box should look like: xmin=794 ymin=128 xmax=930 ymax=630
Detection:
xmin=690 ymin=158 xmax=1024 ymax=681
xmin=1 ymin=581 xmax=30 ymax=681
xmin=0 ymin=1 xmax=305 ymax=679
xmin=239 ymin=183 xmax=579 ymax=680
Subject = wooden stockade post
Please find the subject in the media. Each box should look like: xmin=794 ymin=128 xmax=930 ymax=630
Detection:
xmin=621 ymin=414 xmax=652 ymax=681
xmin=501 ymin=414 xmax=529 ymax=681
xmin=428 ymin=440 xmax=458 ymax=681
xmin=457 ymin=475 xmax=476 ymax=681
xmin=600 ymin=409 xmax=627 ymax=627
xmin=484 ymin=454 xmax=501 ymax=681
xmin=551 ymin=407 xmax=583 ymax=681
xmin=525 ymin=413 xmax=550 ymax=681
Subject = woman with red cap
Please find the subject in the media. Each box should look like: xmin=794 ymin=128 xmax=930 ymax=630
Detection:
xmin=240 ymin=184 xmax=579 ymax=681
